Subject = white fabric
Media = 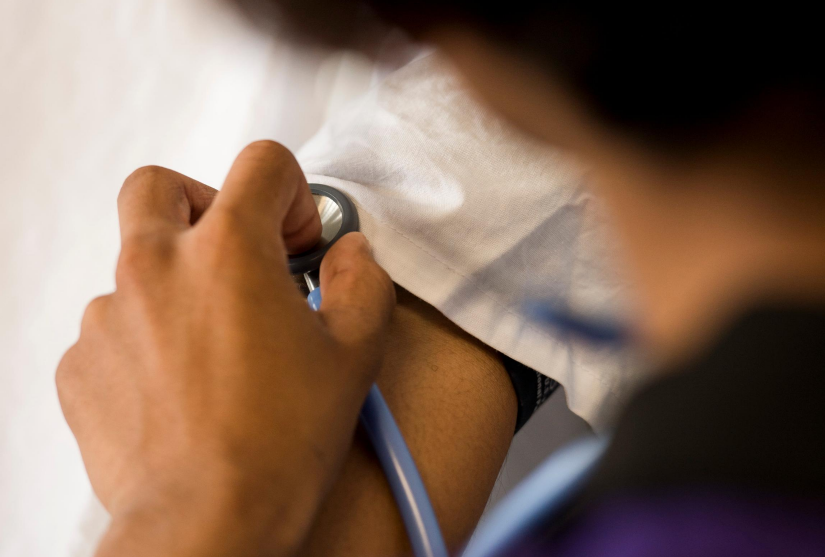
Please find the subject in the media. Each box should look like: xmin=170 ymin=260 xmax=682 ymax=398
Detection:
xmin=299 ymin=54 xmax=638 ymax=429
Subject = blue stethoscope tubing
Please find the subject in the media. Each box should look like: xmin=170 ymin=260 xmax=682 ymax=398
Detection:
xmin=360 ymin=384 xmax=449 ymax=557
xmin=460 ymin=436 xmax=608 ymax=557
xmin=308 ymin=288 xmax=449 ymax=557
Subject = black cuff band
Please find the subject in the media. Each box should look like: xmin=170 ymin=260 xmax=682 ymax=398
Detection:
xmin=499 ymin=354 xmax=559 ymax=433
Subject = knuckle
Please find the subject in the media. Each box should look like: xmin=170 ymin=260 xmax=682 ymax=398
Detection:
xmin=115 ymin=238 xmax=167 ymax=289
xmin=241 ymin=140 xmax=290 ymax=161
xmin=116 ymin=242 xmax=148 ymax=279
xmin=55 ymin=346 xmax=80 ymax=402
xmin=202 ymin=208 xmax=253 ymax=251
xmin=124 ymin=165 xmax=168 ymax=185
xmin=373 ymin=266 xmax=396 ymax=305
xmin=119 ymin=165 xmax=169 ymax=203
xmin=322 ymin=255 xmax=357 ymax=286
xmin=362 ymin=256 xmax=390 ymax=287
xmin=208 ymin=206 xmax=245 ymax=237
xmin=237 ymin=140 xmax=298 ymax=171
xmin=80 ymin=296 xmax=111 ymax=333
xmin=192 ymin=210 xmax=254 ymax=267
xmin=324 ymin=243 xmax=392 ymax=295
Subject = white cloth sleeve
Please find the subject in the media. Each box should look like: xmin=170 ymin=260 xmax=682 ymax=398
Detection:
xmin=298 ymin=54 xmax=640 ymax=429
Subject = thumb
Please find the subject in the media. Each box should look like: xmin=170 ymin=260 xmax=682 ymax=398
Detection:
xmin=318 ymin=233 xmax=396 ymax=363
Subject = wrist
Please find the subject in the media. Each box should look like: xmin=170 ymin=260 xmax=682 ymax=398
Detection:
xmin=95 ymin=466 xmax=308 ymax=557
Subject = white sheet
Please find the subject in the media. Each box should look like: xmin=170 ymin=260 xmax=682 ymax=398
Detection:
xmin=0 ymin=1 xmax=378 ymax=554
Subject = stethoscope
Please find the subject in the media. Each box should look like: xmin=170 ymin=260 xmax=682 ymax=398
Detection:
xmin=289 ymin=184 xmax=611 ymax=557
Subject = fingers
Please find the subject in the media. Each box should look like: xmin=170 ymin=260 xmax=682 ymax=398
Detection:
xmin=210 ymin=141 xmax=321 ymax=254
xmin=118 ymin=142 xmax=320 ymax=256
xmin=117 ymin=166 xmax=218 ymax=242
xmin=318 ymin=233 xmax=396 ymax=366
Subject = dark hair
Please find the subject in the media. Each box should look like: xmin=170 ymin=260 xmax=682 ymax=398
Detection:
xmin=231 ymin=1 xmax=824 ymax=152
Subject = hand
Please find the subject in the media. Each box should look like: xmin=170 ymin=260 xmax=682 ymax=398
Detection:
xmin=56 ymin=141 xmax=395 ymax=557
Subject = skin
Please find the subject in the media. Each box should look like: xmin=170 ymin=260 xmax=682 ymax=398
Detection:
xmin=300 ymin=287 xmax=515 ymax=556
xmin=57 ymin=23 xmax=825 ymax=557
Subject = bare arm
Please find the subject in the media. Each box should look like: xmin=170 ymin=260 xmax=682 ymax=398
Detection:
xmin=299 ymin=287 xmax=518 ymax=556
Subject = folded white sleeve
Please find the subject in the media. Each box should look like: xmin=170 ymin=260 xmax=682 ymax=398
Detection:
xmin=298 ymin=54 xmax=639 ymax=429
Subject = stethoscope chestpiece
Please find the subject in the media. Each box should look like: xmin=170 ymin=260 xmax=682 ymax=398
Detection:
xmin=288 ymin=184 xmax=359 ymax=295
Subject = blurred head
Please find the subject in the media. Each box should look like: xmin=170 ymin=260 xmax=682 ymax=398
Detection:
xmin=232 ymin=1 xmax=825 ymax=362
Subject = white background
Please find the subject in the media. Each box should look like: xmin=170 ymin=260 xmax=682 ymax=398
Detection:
xmin=0 ymin=1 xmax=588 ymax=554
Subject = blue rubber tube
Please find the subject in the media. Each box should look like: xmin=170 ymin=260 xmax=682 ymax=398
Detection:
xmin=308 ymin=288 xmax=449 ymax=557
xmin=459 ymin=436 xmax=608 ymax=557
